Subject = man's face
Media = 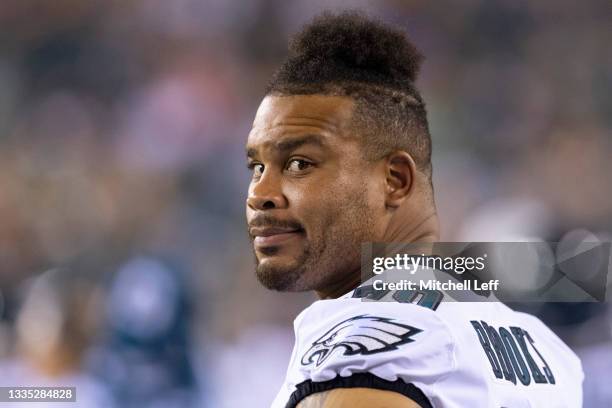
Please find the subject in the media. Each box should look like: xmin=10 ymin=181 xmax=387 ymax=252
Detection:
xmin=246 ymin=95 xmax=387 ymax=292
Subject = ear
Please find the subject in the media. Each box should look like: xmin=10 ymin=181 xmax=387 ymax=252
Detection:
xmin=384 ymin=151 xmax=416 ymax=208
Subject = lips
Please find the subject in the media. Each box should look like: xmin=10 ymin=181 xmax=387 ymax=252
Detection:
xmin=250 ymin=226 xmax=304 ymax=248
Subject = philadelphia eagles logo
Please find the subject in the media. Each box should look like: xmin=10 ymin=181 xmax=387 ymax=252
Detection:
xmin=301 ymin=314 xmax=422 ymax=367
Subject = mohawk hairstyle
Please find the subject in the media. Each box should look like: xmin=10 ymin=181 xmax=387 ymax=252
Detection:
xmin=267 ymin=11 xmax=432 ymax=178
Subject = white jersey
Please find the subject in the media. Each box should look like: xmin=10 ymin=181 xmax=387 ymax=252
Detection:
xmin=271 ymin=273 xmax=583 ymax=408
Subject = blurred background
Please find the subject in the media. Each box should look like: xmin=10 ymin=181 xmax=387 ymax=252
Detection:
xmin=0 ymin=0 xmax=610 ymax=406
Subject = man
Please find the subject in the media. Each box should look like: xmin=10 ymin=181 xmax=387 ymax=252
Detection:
xmin=245 ymin=12 xmax=583 ymax=408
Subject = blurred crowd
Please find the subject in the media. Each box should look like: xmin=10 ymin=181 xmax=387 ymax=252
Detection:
xmin=0 ymin=0 xmax=610 ymax=406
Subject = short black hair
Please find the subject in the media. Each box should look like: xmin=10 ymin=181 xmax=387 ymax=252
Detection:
xmin=267 ymin=11 xmax=432 ymax=178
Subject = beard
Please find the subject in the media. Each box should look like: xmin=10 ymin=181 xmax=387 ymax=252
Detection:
xmin=254 ymin=244 xmax=310 ymax=291
xmin=252 ymin=189 xmax=374 ymax=293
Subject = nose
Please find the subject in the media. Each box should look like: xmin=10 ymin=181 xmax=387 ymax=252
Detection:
xmin=247 ymin=171 xmax=288 ymax=211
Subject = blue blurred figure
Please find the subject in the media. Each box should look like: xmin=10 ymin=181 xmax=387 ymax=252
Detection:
xmin=87 ymin=256 xmax=201 ymax=408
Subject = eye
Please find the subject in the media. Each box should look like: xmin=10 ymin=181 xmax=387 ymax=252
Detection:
xmin=248 ymin=163 xmax=264 ymax=177
xmin=323 ymin=333 xmax=337 ymax=345
xmin=286 ymin=159 xmax=312 ymax=173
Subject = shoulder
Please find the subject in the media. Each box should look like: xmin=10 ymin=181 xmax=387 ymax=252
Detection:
xmin=296 ymin=295 xmax=456 ymax=369
xmin=514 ymin=309 xmax=584 ymax=374
xmin=283 ymin=295 xmax=457 ymax=408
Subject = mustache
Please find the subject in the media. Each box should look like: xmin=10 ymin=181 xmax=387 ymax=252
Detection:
xmin=247 ymin=215 xmax=304 ymax=236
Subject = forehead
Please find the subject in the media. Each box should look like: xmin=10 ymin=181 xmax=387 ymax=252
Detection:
xmin=247 ymin=94 xmax=356 ymax=149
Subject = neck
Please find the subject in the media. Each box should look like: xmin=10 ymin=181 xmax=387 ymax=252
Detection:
xmin=315 ymin=267 xmax=362 ymax=300
xmin=386 ymin=211 xmax=439 ymax=243
xmin=315 ymin=200 xmax=439 ymax=300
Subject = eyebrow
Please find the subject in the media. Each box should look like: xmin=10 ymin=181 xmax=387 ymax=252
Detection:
xmin=246 ymin=134 xmax=326 ymax=159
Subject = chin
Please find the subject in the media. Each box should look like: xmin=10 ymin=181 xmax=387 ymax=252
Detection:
xmin=255 ymin=256 xmax=306 ymax=292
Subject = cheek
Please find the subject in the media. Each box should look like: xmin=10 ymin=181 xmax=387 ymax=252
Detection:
xmin=285 ymin=178 xmax=344 ymax=229
xmin=335 ymin=170 xmax=385 ymax=213
xmin=284 ymin=169 xmax=382 ymax=235
xmin=310 ymin=179 xmax=369 ymax=227
xmin=331 ymin=173 xmax=386 ymax=237
xmin=292 ymin=185 xmax=331 ymax=217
